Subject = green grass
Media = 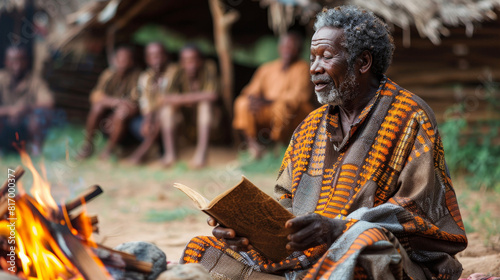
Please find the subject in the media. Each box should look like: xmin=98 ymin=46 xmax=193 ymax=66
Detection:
xmin=458 ymin=189 xmax=500 ymax=246
xmin=144 ymin=207 xmax=199 ymax=222
xmin=238 ymin=145 xmax=286 ymax=174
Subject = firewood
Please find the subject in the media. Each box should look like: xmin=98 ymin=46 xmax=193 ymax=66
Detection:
xmin=24 ymin=197 xmax=110 ymax=280
xmin=0 ymin=197 xmax=8 ymax=218
xmin=70 ymin=213 xmax=99 ymax=233
xmin=70 ymin=213 xmax=98 ymax=225
xmin=0 ymin=166 xmax=25 ymax=197
xmin=65 ymin=185 xmax=103 ymax=213
xmin=96 ymin=244 xmax=153 ymax=274
xmin=93 ymin=246 xmax=126 ymax=269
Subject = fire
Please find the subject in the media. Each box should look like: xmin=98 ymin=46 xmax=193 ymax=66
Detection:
xmin=19 ymin=149 xmax=58 ymax=216
xmin=0 ymin=152 xmax=111 ymax=279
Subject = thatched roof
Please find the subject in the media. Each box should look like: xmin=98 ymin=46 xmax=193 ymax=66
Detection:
xmin=0 ymin=0 xmax=90 ymax=20
xmin=261 ymin=0 xmax=500 ymax=44
xmin=53 ymin=0 xmax=272 ymax=52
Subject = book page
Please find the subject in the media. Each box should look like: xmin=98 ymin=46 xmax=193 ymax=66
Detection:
xmin=173 ymin=183 xmax=210 ymax=209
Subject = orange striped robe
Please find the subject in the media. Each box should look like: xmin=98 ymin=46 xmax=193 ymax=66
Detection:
xmin=182 ymin=78 xmax=467 ymax=280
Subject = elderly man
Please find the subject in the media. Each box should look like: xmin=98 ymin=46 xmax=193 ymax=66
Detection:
xmin=233 ymin=31 xmax=313 ymax=159
xmin=181 ymin=6 xmax=467 ymax=280
xmin=127 ymin=42 xmax=177 ymax=164
xmin=158 ymin=45 xmax=218 ymax=168
xmin=0 ymin=46 xmax=54 ymax=155
xmin=78 ymin=46 xmax=140 ymax=159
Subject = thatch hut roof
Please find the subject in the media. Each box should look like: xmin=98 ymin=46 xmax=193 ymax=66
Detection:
xmin=53 ymin=0 xmax=272 ymax=52
xmin=261 ymin=0 xmax=500 ymax=44
xmin=0 ymin=0 xmax=89 ymax=20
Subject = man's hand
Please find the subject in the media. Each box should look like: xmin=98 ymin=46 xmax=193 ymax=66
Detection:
xmin=248 ymin=95 xmax=272 ymax=113
xmin=285 ymin=213 xmax=347 ymax=251
xmin=207 ymin=216 xmax=252 ymax=252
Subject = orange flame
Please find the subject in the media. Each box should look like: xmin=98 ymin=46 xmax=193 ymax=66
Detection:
xmin=19 ymin=149 xmax=58 ymax=216
xmin=0 ymin=153 xmax=111 ymax=279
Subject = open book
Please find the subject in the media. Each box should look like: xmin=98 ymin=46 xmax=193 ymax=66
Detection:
xmin=173 ymin=176 xmax=294 ymax=262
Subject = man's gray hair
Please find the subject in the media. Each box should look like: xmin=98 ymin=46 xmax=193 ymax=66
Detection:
xmin=314 ymin=6 xmax=394 ymax=76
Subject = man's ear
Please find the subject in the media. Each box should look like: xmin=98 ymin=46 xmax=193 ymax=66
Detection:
xmin=358 ymin=50 xmax=372 ymax=74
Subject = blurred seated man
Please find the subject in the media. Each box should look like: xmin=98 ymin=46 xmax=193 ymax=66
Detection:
xmin=233 ymin=32 xmax=313 ymax=159
xmin=0 ymin=46 xmax=54 ymax=155
xmin=78 ymin=46 xmax=140 ymax=159
xmin=127 ymin=42 xmax=177 ymax=164
xmin=159 ymin=44 xmax=218 ymax=168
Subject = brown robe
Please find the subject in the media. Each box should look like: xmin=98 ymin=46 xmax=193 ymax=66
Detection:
xmin=233 ymin=59 xmax=314 ymax=142
xmin=0 ymin=70 xmax=53 ymax=107
xmin=89 ymin=68 xmax=141 ymax=104
xmin=133 ymin=64 xmax=178 ymax=115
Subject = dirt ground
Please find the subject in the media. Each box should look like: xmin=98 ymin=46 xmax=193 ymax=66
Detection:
xmin=5 ymin=147 xmax=500 ymax=278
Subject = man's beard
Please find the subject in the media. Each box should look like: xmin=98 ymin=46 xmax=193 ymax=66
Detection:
xmin=313 ymin=67 xmax=359 ymax=106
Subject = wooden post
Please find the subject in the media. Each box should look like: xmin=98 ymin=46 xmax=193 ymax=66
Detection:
xmin=209 ymin=0 xmax=239 ymax=118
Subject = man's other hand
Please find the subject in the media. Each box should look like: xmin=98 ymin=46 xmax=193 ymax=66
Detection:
xmin=285 ymin=213 xmax=347 ymax=251
xmin=207 ymin=216 xmax=252 ymax=252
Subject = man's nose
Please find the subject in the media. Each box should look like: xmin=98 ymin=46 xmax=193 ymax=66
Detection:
xmin=310 ymin=59 xmax=324 ymax=75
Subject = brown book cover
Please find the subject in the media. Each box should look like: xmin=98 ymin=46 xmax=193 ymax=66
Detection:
xmin=173 ymin=176 xmax=294 ymax=262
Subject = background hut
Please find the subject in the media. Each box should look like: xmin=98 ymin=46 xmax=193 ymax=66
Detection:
xmin=8 ymin=0 xmax=499 ymax=125
xmin=45 ymin=0 xmax=279 ymax=121
xmin=0 ymin=0 xmax=93 ymax=72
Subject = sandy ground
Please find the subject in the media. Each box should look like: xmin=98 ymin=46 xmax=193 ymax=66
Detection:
xmin=6 ymin=147 xmax=500 ymax=278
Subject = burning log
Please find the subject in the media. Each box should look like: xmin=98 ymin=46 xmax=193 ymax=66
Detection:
xmin=23 ymin=198 xmax=110 ymax=280
xmin=0 ymin=160 xmax=157 ymax=279
xmin=0 ymin=166 xmax=24 ymax=197
xmin=65 ymin=184 xmax=103 ymax=212
xmin=0 ymin=166 xmax=25 ymax=219
xmin=70 ymin=213 xmax=99 ymax=234
xmin=0 ymin=199 xmax=8 ymax=219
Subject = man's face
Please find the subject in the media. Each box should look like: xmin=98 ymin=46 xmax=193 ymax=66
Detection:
xmin=5 ymin=49 xmax=28 ymax=79
xmin=180 ymin=49 xmax=202 ymax=79
xmin=113 ymin=49 xmax=134 ymax=74
xmin=310 ymin=27 xmax=359 ymax=105
xmin=145 ymin=43 xmax=167 ymax=73
xmin=279 ymin=35 xmax=300 ymax=65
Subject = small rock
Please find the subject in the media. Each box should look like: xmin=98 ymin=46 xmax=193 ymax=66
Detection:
xmin=114 ymin=241 xmax=167 ymax=280
xmin=157 ymin=263 xmax=211 ymax=280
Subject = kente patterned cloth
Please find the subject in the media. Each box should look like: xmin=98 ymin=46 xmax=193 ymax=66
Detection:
xmin=182 ymin=77 xmax=467 ymax=280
